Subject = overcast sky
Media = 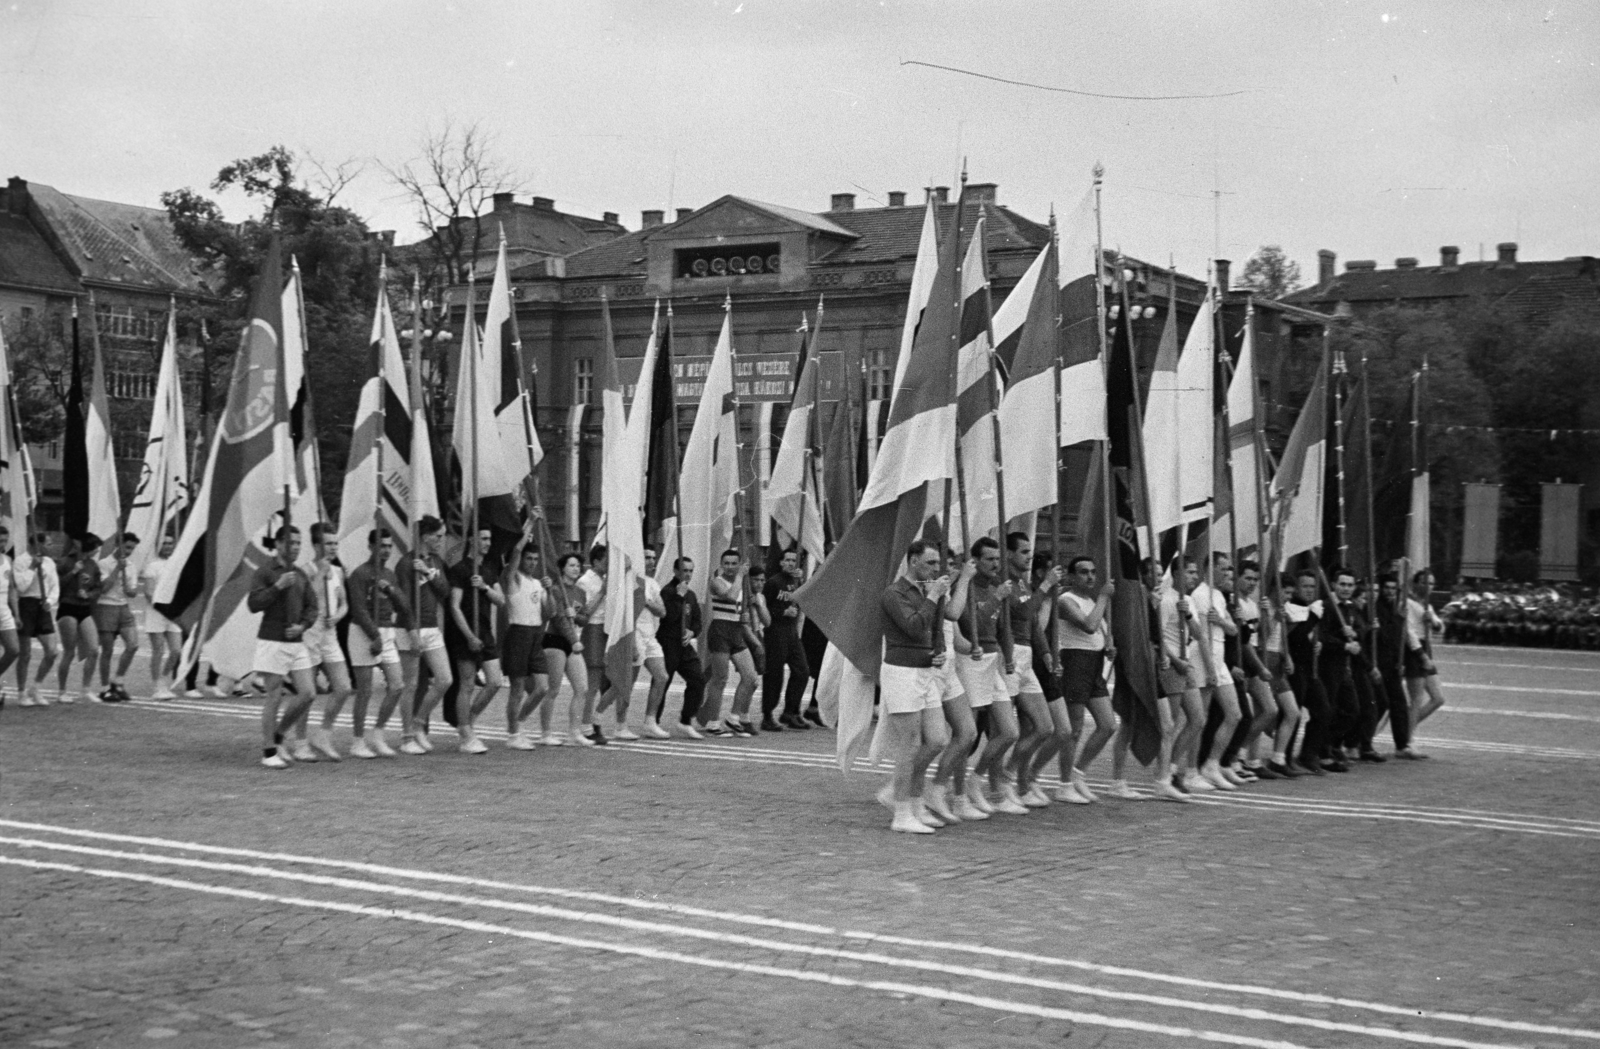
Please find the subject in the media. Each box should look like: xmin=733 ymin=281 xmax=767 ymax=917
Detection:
xmin=5 ymin=0 xmax=1596 ymax=283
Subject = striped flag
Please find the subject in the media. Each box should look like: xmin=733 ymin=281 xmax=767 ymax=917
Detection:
xmin=795 ymin=196 xmax=959 ymax=770
xmin=1227 ymin=303 xmax=1262 ymax=557
xmin=642 ymin=305 xmax=681 ymax=553
xmin=486 ymin=235 xmax=540 ymax=477
xmin=70 ymin=295 xmax=121 ymax=542
xmin=1407 ymin=363 xmax=1431 ymax=571
xmin=821 ymin=361 xmax=859 ymax=547
xmin=768 ymin=310 xmax=826 ymax=567
xmin=156 ymin=238 xmax=294 ymax=679
xmin=282 ymin=261 xmax=323 ymax=547
xmin=598 ymin=295 xmax=640 ymax=688
xmin=336 ymin=269 xmax=429 ymax=569
xmin=892 ymin=198 xmax=940 ymax=393
xmin=662 ymin=302 xmax=739 ymax=607
xmin=956 ymin=208 xmax=1000 ymax=543
xmin=1176 ymin=285 xmax=1215 ymax=528
xmin=124 ymin=306 xmax=188 ymax=576
xmin=1056 ymin=188 xmax=1106 ymax=447
xmin=993 ymin=239 xmax=1056 ymax=523
xmin=1141 ymin=281 xmax=1183 ymax=544
xmin=1271 ymin=355 xmax=1329 ymax=568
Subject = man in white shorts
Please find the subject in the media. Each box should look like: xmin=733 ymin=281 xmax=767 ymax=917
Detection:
xmin=876 ymin=539 xmax=953 ymax=834
xmin=614 ymin=547 xmax=668 ymax=739
xmin=1001 ymin=532 xmax=1058 ymax=808
xmin=248 ymin=525 xmax=318 ymax=769
xmin=92 ymin=532 xmax=141 ymax=702
xmin=396 ymin=515 xmax=454 ymax=754
xmin=926 ymin=550 xmax=986 ymax=823
xmin=346 ymin=527 xmax=410 ymax=758
xmin=140 ymin=533 xmax=184 ymax=699
xmin=501 ymin=520 xmax=553 ymax=749
xmin=958 ymin=536 xmax=1027 ymax=815
xmin=286 ymin=522 xmax=354 ymax=761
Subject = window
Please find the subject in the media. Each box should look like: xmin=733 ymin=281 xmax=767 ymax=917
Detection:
xmin=675 ymin=243 xmax=781 ymax=280
xmin=114 ymin=432 xmax=146 ymax=459
xmin=94 ymin=305 xmax=162 ymax=342
xmin=19 ymin=306 xmax=33 ymax=324
xmin=867 ymin=347 xmax=892 ymax=401
xmin=107 ymin=370 xmax=157 ymax=399
xmin=573 ymin=358 xmax=593 ymax=405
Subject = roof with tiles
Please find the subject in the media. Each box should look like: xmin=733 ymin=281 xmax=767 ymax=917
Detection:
xmin=1288 ymin=253 xmax=1600 ymax=319
xmin=442 ymin=197 xmax=627 ymax=262
xmin=0 ymin=208 xmax=81 ymax=295
xmin=23 ymin=181 xmax=209 ymax=294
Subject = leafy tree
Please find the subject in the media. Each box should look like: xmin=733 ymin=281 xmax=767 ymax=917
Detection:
xmin=0 ymin=311 xmax=70 ymax=445
xmin=162 ymin=146 xmax=383 ymax=519
xmin=1238 ymin=246 xmax=1303 ymax=300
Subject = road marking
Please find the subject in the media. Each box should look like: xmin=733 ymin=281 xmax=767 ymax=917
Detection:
xmin=6 ymin=849 xmax=1584 ymax=1049
xmin=1436 ymin=707 xmax=1600 ymax=723
xmin=5 ymin=817 xmax=1596 ymax=1043
xmin=1442 ymin=682 xmax=1600 ymax=699
xmin=1442 ymin=659 xmax=1600 ymax=673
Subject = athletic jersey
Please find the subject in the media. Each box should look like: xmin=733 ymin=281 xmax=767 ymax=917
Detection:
xmin=60 ymin=557 xmax=103 ymax=607
xmin=312 ymin=561 xmax=347 ymax=628
xmin=0 ymin=553 xmax=10 ymax=607
xmin=576 ymin=568 xmax=606 ymax=625
xmin=709 ymin=575 xmax=744 ymax=623
xmin=636 ymin=576 xmax=662 ymax=639
xmin=1406 ymin=597 xmax=1439 ymax=647
xmin=1188 ymin=582 xmax=1231 ymax=668
xmin=13 ymin=552 xmax=57 ymax=605
xmin=140 ymin=557 xmax=168 ymax=613
xmin=960 ymin=577 xmax=1005 ymax=654
xmin=1008 ymin=585 xmax=1040 ymax=647
xmin=1156 ymin=586 xmax=1187 ymax=661
xmin=96 ymin=556 xmax=136 ymax=606
xmin=1056 ymin=590 xmax=1107 ymax=651
xmin=398 ymin=552 xmax=451 ymax=629
xmin=506 ymin=573 xmax=547 ymax=627
xmin=1234 ymin=595 xmax=1261 ymax=651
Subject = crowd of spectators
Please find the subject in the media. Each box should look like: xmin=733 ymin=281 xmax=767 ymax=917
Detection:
xmin=1441 ymin=582 xmax=1600 ymax=649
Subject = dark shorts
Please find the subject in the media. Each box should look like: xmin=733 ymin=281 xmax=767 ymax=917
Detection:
xmin=708 ymin=619 xmax=748 ymax=655
xmin=543 ymin=629 xmax=573 ymax=657
xmin=57 ymin=603 xmax=94 ymax=625
xmin=18 ymin=597 xmax=55 ymax=637
xmin=1404 ymin=640 xmax=1437 ymax=679
xmin=581 ymin=624 xmax=607 ymax=670
xmin=447 ymin=633 xmax=501 ymax=667
xmin=1058 ymin=648 xmax=1109 ymax=704
xmin=1032 ymin=645 xmax=1060 ymax=703
xmin=1157 ymin=662 xmax=1189 ymax=698
xmin=1264 ymin=651 xmax=1292 ymax=694
xmin=503 ymin=624 xmax=548 ymax=679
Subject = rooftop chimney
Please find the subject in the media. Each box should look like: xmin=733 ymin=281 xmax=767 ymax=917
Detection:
xmin=1440 ymin=245 xmax=1460 ymax=270
xmin=1497 ymin=242 xmax=1518 ymax=267
xmin=1346 ymin=260 xmax=1377 ymax=272
xmin=926 ymin=185 xmax=949 ymax=204
xmin=493 ymin=191 xmax=515 ymax=211
xmin=1395 ymin=257 xmax=1418 ymax=269
xmin=642 ymin=209 xmax=664 ymax=229
xmin=602 ymin=211 xmax=618 ymax=225
xmin=377 ymin=230 xmax=395 ymax=246
xmin=531 ymin=196 xmax=555 ymax=211
xmin=1318 ymin=249 xmax=1336 ymax=285
xmin=967 ymin=182 xmax=998 ymax=204
xmin=5 ymin=176 xmax=27 ymax=216
xmin=830 ymin=193 xmax=855 ymax=212
xmin=676 ymin=207 xmax=692 ymax=221
xmin=887 ymin=191 xmax=906 ymax=207
xmin=1215 ymin=258 xmax=1232 ymax=292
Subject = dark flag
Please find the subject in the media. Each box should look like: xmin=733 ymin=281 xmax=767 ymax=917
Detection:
xmin=62 ymin=304 xmax=88 ymax=539
xmin=643 ymin=309 xmax=681 ymax=550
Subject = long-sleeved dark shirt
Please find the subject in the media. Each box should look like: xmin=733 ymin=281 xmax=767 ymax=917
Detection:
xmin=397 ymin=552 xmax=451 ymax=630
xmin=661 ymin=578 xmax=703 ymax=647
xmin=882 ymin=576 xmax=939 ymax=668
xmin=248 ymin=559 xmax=317 ymax=641
xmin=959 ymin=576 xmax=1012 ymax=658
xmin=347 ymin=561 xmax=411 ymax=635
xmin=764 ymin=572 xmax=803 ymax=639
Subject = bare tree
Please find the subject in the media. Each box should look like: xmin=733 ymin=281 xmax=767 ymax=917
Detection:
xmin=382 ymin=119 xmax=523 ymax=287
xmin=1238 ymin=245 xmax=1304 ymax=300
xmin=302 ymin=151 xmax=367 ymax=207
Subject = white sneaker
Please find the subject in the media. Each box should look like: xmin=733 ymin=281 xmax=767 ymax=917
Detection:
xmin=260 ymin=753 xmax=291 ymax=769
xmin=541 ymin=731 xmax=565 ymax=746
xmin=1222 ymin=765 xmax=1252 ymax=785
xmin=951 ymin=794 xmax=989 ymax=821
xmin=613 ymin=725 xmax=640 ymax=741
xmin=23 ymin=685 xmax=40 ymax=706
xmin=399 ymin=737 xmax=428 ymax=756
xmin=505 ymin=731 xmax=537 ymax=750
xmin=991 ymin=784 xmax=1031 ymax=815
xmin=643 ymin=720 xmax=671 ymax=739
xmin=1070 ymin=771 xmax=1100 ymax=802
xmin=1020 ymin=787 xmax=1053 ymax=808
xmin=184 ymin=688 xmax=205 ymax=699
xmin=17 ymin=691 xmax=35 ymax=707
xmin=349 ymin=737 xmax=377 ymax=759
xmin=1051 ymin=782 xmax=1092 ymax=804
xmin=459 ymin=736 xmax=489 ymax=755
xmin=912 ymin=798 xmax=946 ymax=828
xmin=1104 ymin=779 xmax=1142 ymax=800
xmin=151 ymin=684 xmax=177 ymax=701
xmin=1183 ymin=771 xmax=1217 ymax=793
xmin=923 ymin=784 xmax=960 ymax=824
xmin=675 ymin=722 xmax=703 ymax=740
xmin=876 ymin=782 xmax=896 ymax=811
xmin=369 ymin=732 xmax=397 ymax=757
xmin=964 ymin=778 xmax=997 ymax=814
xmin=890 ymin=804 xmax=935 ymax=834
xmin=1154 ymin=780 xmax=1192 ymax=803
xmin=1200 ymin=764 xmax=1237 ymax=791
xmin=311 ymin=733 xmax=342 ymax=762
xmin=56 ymin=691 xmax=76 ymax=705
xmin=415 ymin=731 xmax=434 ymax=752
xmin=288 ymin=740 xmax=319 ymax=763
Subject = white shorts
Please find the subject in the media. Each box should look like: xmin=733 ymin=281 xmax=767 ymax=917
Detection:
xmin=1004 ymin=643 xmax=1044 ymax=698
xmin=936 ymin=654 xmax=965 ymax=704
xmin=349 ymin=623 xmax=400 ymax=668
xmin=303 ymin=624 xmax=346 ymax=666
xmin=143 ymin=607 xmax=180 ymax=635
xmin=635 ymin=633 xmax=663 ymax=664
xmin=413 ymin=626 xmax=446 ymax=653
xmin=954 ymin=650 xmax=1008 ymax=709
xmin=254 ymin=638 xmax=314 ymax=677
xmin=0 ymin=604 xmax=15 ymax=632
xmin=880 ymin=662 xmax=944 ymax=714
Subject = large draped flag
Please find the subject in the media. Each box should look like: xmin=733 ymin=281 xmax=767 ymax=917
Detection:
xmin=956 ymin=208 xmax=1000 ymax=543
xmin=643 ymin=305 xmax=680 ymax=552
xmin=124 ymin=306 xmax=189 ymax=576
xmin=821 ymin=361 xmax=859 ymax=546
xmin=768 ymin=308 xmax=826 ymax=567
xmin=794 ymin=196 xmax=959 ymax=771
xmin=156 ymin=238 xmax=295 ymax=680
xmin=282 ymin=261 xmax=323 ymax=547
xmin=597 ymin=296 xmax=641 ymax=688
xmin=994 ymin=237 xmax=1057 ymax=523
xmin=620 ymin=301 xmax=661 ymax=521
xmin=67 ymin=295 xmax=121 ymax=542
xmin=486 ymin=235 xmax=540 ymax=476
xmin=0 ymin=321 xmax=36 ymax=540
xmin=1227 ymin=302 xmax=1262 ymax=557
xmin=1056 ymin=187 xmax=1106 ymax=448
xmin=1105 ymin=280 xmax=1162 ymax=766
xmin=1271 ymin=354 xmax=1329 ymax=568
xmin=892 ymin=197 xmax=940 ymax=393
xmin=452 ymin=280 xmax=519 ymax=513
xmin=1141 ymin=280 xmax=1183 ymax=546
xmin=336 ymin=268 xmax=429 ymax=569
xmin=1175 ymin=283 xmax=1215 ymax=528
xmin=663 ymin=300 xmax=739 ymax=604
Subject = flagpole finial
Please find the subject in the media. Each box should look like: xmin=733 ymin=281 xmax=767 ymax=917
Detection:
xmin=723 ymin=291 xmax=732 ymax=313
xmin=498 ymin=222 xmax=507 ymax=245
xmin=1092 ymin=161 xmax=1105 ymax=185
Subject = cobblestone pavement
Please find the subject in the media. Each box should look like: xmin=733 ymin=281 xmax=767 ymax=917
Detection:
xmin=2 ymin=645 xmax=1598 ymax=1048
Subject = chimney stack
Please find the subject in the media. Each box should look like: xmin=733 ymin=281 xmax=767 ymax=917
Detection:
xmin=676 ymin=207 xmax=692 ymax=221
xmin=1395 ymin=257 xmax=1418 ymax=269
xmin=1317 ymin=249 xmax=1336 ymax=285
xmin=1497 ymin=242 xmax=1518 ymax=266
xmin=829 ymin=193 xmax=855 ymax=212
xmin=1346 ymin=260 xmax=1377 ymax=272
xmin=887 ymin=191 xmax=906 ymax=207
xmin=967 ymin=182 xmax=998 ymax=204
xmin=493 ymin=191 xmax=515 ymax=211
xmin=1440 ymin=245 xmax=1460 ymax=270
xmin=1215 ymin=258 xmax=1232 ymax=292
xmin=531 ymin=196 xmax=555 ymax=211
xmin=602 ymin=211 xmax=618 ymax=225
xmin=926 ymin=185 xmax=949 ymax=204
xmin=641 ymin=209 xmax=664 ymax=229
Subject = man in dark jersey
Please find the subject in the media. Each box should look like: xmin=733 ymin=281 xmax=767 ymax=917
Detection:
xmin=447 ymin=525 xmax=505 ymax=754
xmin=659 ymin=556 xmax=708 ymax=737
xmin=249 ymin=525 xmax=318 ymax=769
xmin=760 ymin=548 xmax=811 ymax=731
xmin=396 ymin=516 xmax=454 ymax=754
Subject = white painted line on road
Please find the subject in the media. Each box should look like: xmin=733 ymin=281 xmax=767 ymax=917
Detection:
xmin=1436 ymin=707 xmax=1600 ymax=723
xmin=1442 ymin=659 xmax=1600 ymax=674
xmin=4 ymin=818 xmax=1594 ymax=1044
xmin=1442 ymin=682 xmax=1600 ymax=699
xmin=0 ymin=853 xmax=1322 ymax=1049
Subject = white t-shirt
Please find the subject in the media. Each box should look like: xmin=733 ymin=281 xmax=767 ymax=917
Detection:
xmin=97 ymin=556 xmax=137 ymax=606
xmin=507 ymin=574 xmax=547 ymax=627
xmin=1187 ymin=582 xmax=1231 ymax=666
xmin=0 ymin=553 xmax=10 ymax=605
xmin=1234 ymin=595 xmax=1260 ymax=651
xmin=314 ymin=562 xmax=347 ymax=628
xmin=1056 ymin=590 xmax=1107 ymax=652
xmin=636 ymin=576 xmax=662 ymax=639
xmin=576 ymin=569 xmax=605 ymax=624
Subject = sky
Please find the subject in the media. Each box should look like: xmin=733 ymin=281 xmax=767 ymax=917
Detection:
xmin=4 ymin=0 xmax=1597 ymax=283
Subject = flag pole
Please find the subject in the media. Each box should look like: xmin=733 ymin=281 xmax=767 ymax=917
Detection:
xmin=1330 ymin=327 xmax=1348 ymax=568
xmin=1093 ymin=166 xmax=1117 ymax=582
xmin=373 ymin=257 xmax=388 ymax=626
xmin=724 ymin=293 xmax=755 ymax=626
xmin=1046 ymin=208 xmax=1063 ymax=671
xmin=669 ymin=302 xmax=685 ymax=569
xmin=409 ymin=273 xmax=425 ymax=619
xmin=948 ymin=175 xmax=979 ymax=642
xmin=804 ymin=297 xmax=826 ymax=569
xmin=467 ymin=268 xmax=480 ymax=631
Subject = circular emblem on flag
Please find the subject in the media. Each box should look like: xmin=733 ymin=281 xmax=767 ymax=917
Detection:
xmin=223 ymin=319 xmax=280 ymax=443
